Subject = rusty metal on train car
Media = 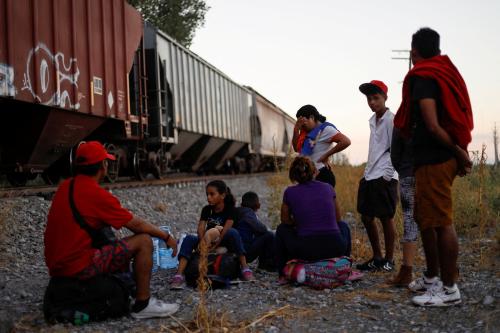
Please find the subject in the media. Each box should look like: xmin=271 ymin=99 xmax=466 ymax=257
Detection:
xmin=0 ymin=0 xmax=143 ymax=185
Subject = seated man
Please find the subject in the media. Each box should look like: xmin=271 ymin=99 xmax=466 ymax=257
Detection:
xmin=44 ymin=141 xmax=178 ymax=319
xmin=234 ymin=192 xmax=276 ymax=271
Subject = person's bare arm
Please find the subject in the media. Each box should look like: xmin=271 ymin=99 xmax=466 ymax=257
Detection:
xmin=280 ymin=202 xmax=295 ymax=225
xmin=125 ymin=216 xmax=177 ymax=256
xmin=334 ymin=198 xmax=341 ymax=223
xmin=420 ymin=98 xmax=472 ymax=176
xmin=318 ymin=132 xmax=351 ymax=164
xmin=197 ymin=220 xmax=207 ymax=240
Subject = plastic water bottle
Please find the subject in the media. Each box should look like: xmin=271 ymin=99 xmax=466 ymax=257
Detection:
xmin=152 ymin=237 xmax=160 ymax=272
xmin=158 ymin=226 xmax=178 ymax=269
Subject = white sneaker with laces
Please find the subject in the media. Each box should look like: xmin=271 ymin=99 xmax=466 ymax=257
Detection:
xmin=408 ymin=275 xmax=442 ymax=292
xmin=412 ymin=284 xmax=461 ymax=307
xmin=131 ymin=297 xmax=179 ymax=319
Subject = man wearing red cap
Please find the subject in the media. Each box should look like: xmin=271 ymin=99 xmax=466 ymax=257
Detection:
xmin=44 ymin=141 xmax=179 ymax=319
xmin=356 ymin=80 xmax=398 ymax=273
xmin=394 ymin=28 xmax=473 ymax=307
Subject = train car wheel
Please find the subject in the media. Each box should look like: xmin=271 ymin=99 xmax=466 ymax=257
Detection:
xmin=104 ymin=144 xmax=120 ymax=183
xmin=6 ymin=173 xmax=28 ymax=187
xmin=149 ymin=151 xmax=162 ymax=180
xmin=157 ymin=149 xmax=169 ymax=176
xmin=133 ymin=148 xmax=148 ymax=181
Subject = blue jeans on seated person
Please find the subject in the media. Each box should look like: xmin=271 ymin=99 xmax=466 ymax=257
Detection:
xmin=275 ymin=221 xmax=352 ymax=276
xmin=178 ymin=228 xmax=246 ymax=260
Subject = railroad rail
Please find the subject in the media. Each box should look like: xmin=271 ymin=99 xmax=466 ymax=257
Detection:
xmin=0 ymin=173 xmax=274 ymax=199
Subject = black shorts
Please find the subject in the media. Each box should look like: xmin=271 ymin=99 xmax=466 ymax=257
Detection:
xmin=357 ymin=177 xmax=398 ymax=219
xmin=315 ymin=167 xmax=336 ymax=188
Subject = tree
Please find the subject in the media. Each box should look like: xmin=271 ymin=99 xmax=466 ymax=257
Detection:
xmin=128 ymin=0 xmax=209 ymax=48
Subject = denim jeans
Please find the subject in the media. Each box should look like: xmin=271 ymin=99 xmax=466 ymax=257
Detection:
xmin=244 ymin=231 xmax=276 ymax=270
xmin=178 ymin=228 xmax=246 ymax=260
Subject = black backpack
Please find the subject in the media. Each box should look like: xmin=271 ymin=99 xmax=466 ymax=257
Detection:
xmin=184 ymin=253 xmax=240 ymax=288
xmin=43 ymin=273 xmax=132 ymax=324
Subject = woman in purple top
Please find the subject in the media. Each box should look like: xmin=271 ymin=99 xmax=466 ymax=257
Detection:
xmin=275 ymin=156 xmax=351 ymax=279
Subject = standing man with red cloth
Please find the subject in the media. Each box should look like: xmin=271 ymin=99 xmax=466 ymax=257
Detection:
xmin=394 ymin=28 xmax=473 ymax=306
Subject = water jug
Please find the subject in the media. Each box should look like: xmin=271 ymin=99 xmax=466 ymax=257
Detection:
xmin=158 ymin=226 xmax=178 ymax=269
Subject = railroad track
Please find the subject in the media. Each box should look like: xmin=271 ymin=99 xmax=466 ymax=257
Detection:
xmin=0 ymin=173 xmax=274 ymax=198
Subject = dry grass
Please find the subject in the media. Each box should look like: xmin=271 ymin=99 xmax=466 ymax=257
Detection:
xmin=266 ymin=149 xmax=500 ymax=265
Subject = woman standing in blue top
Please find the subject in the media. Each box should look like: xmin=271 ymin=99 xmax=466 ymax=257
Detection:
xmin=292 ymin=104 xmax=351 ymax=188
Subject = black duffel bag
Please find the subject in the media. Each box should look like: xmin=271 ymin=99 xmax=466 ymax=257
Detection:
xmin=43 ymin=274 xmax=132 ymax=324
xmin=184 ymin=252 xmax=240 ymax=288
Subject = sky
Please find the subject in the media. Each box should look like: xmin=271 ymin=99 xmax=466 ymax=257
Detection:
xmin=190 ymin=0 xmax=500 ymax=165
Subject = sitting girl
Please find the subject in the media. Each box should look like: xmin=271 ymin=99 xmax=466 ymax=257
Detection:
xmin=276 ymin=156 xmax=352 ymax=282
xmin=170 ymin=180 xmax=254 ymax=289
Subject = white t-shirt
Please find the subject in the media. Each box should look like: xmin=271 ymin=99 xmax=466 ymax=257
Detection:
xmin=364 ymin=109 xmax=398 ymax=181
xmin=309 ymin=126 xmax=339 ymax=169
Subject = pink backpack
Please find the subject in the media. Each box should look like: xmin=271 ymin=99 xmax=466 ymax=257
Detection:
xmin=283 ymin=257 xmax=363 ymax=289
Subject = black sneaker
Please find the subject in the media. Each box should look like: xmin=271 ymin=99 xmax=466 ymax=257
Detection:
xmin=356 ymin=258 xmax=382 ymax=271
xmin=380 ymin=259 xmax=395 ymax=272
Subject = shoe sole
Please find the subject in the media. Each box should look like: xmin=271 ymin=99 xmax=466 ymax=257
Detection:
xmin=170 ymin=285 xmax=185 ymax=290
xmin=131 ymin=306 xmax=179 ymax=319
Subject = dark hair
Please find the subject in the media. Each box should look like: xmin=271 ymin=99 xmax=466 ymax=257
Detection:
xmin=206 ymin=180 xmax=235 ymax=208
xmin=241 ymin=191 xmax=259 ymax=210
xmin=296 ymin=104 xmax=326 ymax=123
xmin=411 ymin=27 xmax=440 ymax=59
xmin=289 ymin=156 xmax=316 ymax=184
xmin=74 ymin=162 xmax=102 ymax=176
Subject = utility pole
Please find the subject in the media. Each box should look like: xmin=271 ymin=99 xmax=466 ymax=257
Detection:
xmin=392 ymin=50 xmax=412 ymax=71
xmin=494 ymin=122 xmax=499 ymax=168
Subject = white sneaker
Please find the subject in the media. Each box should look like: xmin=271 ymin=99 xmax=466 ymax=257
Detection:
xmin=131 ymin=297 xmax=179 ymax=319
xmin=412 ymin=284 xmax=461 ymax=307
xmin=408 ymin=275 xmax=442 ymax=292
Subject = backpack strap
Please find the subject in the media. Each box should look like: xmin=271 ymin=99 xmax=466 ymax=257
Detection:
xmin=69 ymin=178 xmax=102 ymax=243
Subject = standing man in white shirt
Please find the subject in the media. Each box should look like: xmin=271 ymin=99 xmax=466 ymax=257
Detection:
xmin=356 ymin=80 xmax=399 ymax=272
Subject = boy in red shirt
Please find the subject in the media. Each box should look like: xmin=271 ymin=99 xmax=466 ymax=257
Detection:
xmin=44 ymin=141 xmax=178 ymax=319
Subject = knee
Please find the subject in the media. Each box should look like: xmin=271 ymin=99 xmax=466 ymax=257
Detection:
xmin=134 ymin=233 xmax=153 ymax=252
xmin=225 ymin=228 xmax=240 ymax=239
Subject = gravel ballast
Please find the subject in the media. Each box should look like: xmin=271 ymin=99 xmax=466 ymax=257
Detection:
xmin=0 ymin=175 xmax=498 ymax=332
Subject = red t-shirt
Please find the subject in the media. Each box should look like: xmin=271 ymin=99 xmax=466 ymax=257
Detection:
xmin=44 ymin=175 xmax=133 ymax=277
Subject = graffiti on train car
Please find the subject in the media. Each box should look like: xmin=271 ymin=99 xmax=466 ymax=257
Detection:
xmin=0 ymin=63 xmax=17 ymax=97
xmin=21 ymin=43 xmax=82 ymax=109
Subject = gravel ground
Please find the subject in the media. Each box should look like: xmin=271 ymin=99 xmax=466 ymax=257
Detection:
xmin=0 ymin=175 xmax=498 ymax=333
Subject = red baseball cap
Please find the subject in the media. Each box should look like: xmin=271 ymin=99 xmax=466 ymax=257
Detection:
xmin=359 ymin=80 xmax=388 ymax=95
xmin=75 ymin=141 xmax=116 ymax=166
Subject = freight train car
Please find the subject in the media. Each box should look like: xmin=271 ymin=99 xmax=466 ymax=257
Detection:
xmin=0 ymin=0 xmax=294 ymax=186
xmin=0 ymin=0 xmax=146 ymax=185
xmin=246 ymin=87 xmax=295 ymax=172
xmin=143 ymin=22 xmax=252 ymax=174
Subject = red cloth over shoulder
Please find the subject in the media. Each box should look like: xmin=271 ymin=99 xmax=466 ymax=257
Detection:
xmin=295 ymin=131 xmax=307 ymax=152
xmin=394 ymin=55 xmax=473 ymax=150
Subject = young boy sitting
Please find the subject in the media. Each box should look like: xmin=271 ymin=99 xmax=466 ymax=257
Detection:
xmin=356 ymin=80 xmax=399 ymax=272
xmin=234 ymin=192 xmax=276 ymax=271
